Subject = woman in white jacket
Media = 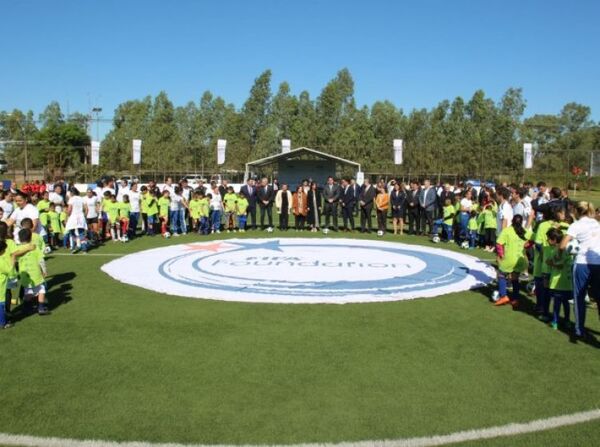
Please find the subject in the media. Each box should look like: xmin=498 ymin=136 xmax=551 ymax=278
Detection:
xmin=275 ymin=184 xmax=293 ymax=231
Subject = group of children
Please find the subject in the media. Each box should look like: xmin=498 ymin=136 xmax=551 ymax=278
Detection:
xmin=141 ymin=186 xmax=250 ymax=237
xmin=0 ymin=219 xmax=51 ymax=329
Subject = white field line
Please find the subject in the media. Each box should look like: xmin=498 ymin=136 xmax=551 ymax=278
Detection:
xmin=0 ymin=408 xmax=598 ymax=447
xmin=49 ymin=253 xmax=124 ymax=257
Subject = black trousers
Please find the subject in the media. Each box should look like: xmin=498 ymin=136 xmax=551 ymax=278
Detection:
xmin=407 ymin=208 xmax=420 ymax=234
xmin=420 ymin=208 xmax=435 ymax=235
xmin=295 ymin=214 xmax=306 ymax=230
xmin=342 ymin=204 xmax=355 ymax=230
xmin=279 ymin=210 xmax=289 ymax=230
xmin=360 ymin=204 xmax=373 ymax=232
xmin=259 ymin=206 xmax=273 ymax=228
xmin=376 ymin=209 xmax=387 ymax=232
xmin=248 ymin=206 xmax=257 ymax=229
xmin=323 ymin=202 xmax=339 ymax=230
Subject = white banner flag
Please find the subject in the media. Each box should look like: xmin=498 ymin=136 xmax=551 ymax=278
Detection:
xmin=132 ymin=139 xmax=142 ymax=165
xmin=91 ymin=141 xmax=100 ymax=166
xmin=281 ymin=139 xmax=291 ymax=154
xmin=393 ymin=139 xmax=403 ymax=165
xmin=217 ymin=139 xmax=227 ymax=165
xmin=356 ymin=171 xmax=364 ymax=186
xmin=523 ymin=143 xmax=533 ymax=169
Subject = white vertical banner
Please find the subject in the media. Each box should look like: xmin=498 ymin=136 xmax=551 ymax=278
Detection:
xmin=281 ymin=139 xmax=291 ymax=154
xmin=132 ymin=139 xmax=142 ymax=165
xmin=91 ymin=140 xmax=100 ymax=166
xmin=523 ymin=143 xmax=533 ymax=169
xmin=356 ymin=171 xmax=365 ymax=186
xmin=217 ymin=139 xmax=227 ymax=165
xmin=393 ymin=139 xmax=403 ymax=165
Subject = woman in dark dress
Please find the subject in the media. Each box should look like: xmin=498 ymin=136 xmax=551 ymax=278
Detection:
xmin=390 ymin=181 xmax=407 ymax=235
xmin=307 ymin=181 xmax=322 ymax=232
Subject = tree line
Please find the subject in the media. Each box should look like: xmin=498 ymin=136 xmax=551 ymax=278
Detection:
xmin=1 ymin=68 xmax=598 ymax=182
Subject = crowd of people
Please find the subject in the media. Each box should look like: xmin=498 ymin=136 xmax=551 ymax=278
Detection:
xmin=0 ymin=174 xmax=598 ymax=338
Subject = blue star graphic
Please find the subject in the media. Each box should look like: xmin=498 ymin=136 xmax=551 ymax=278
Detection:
xmin=229 ymin=240 xmax=284 ymax=252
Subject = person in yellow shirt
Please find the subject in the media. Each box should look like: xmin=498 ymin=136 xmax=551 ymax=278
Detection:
xmin=375 ymin=184 xmax=389 ymax=237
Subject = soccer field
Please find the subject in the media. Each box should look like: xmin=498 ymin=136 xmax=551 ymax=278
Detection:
xmin=1 ymin=231 xmax=599 ymax=447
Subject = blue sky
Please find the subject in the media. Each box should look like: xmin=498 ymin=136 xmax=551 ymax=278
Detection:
xmin=2 ymin=0 xmax=599 ymax=139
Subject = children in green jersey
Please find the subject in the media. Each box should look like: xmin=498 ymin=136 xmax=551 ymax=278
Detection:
xmin=20 ymin=217 xmax=47 ymax=255
xmin=545 ymin=228 xmax=572 ymax=330
xmin=188 ymin=192 xmax=202 ymax=233
xmin=105 ymin=195 xmax=122 ymax=242
xmin=158 ymin=190 xmax=171 ymax=236
xmin=236 ymin=192 xmax=249 ymax=232
xmin=119 ymin=195 xmax=131 ymax=242
xmin=18 ymin=228 xmax=50 ymax=316
xmin=198 ymin=193 xmax=210 ymax=235
xmin=0 ymin=239 xmax=36 ymax=328
xmin=144 ymin=190 xmax=159 ymax=236
xmin=46 ymin=203 xmax=62 ymax=250
xmin=481 ymin=202 xmax=497 ymax=251
xmin=495 ymin=215 xmax=533 ymax=308
xmin=467 ymin=210 xmax=479 ymax=249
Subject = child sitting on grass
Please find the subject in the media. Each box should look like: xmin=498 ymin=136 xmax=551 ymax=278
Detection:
xmin=18 ymin=228 xmax=50 ymax=316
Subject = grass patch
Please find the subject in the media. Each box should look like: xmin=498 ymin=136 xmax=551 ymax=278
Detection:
xmin=0 ymin=231 xmax=599 ymax=445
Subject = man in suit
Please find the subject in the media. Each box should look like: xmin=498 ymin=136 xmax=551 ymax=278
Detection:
xmin=257 ymin=177 xmax=274 ymax=230
xmin=419 ymin=179 xmax=437 ymax=236
xmin=240 ymin=178 xmax=258 ymax=230
xmin=406 ymin=180 xmax=421 ymax=235
xmin=358 ymin=178 xmax=376 ymax=233
xmin=350 ymin=178 xmax=360 ymax=217
xmin=438 ymin=183 xmax=455 ymax=219
xmin=322 ymin=176 xmax=341 ymax=231
xmin=340 ymin=177 xmax=356 ymax=231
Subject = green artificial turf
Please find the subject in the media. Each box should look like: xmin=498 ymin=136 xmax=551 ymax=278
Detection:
xmin=0 ymin=230 xmax=599 ymax=446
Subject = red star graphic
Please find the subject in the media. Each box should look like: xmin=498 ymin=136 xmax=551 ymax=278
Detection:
xmin=184 ymin=242 xmax=230 ymax=252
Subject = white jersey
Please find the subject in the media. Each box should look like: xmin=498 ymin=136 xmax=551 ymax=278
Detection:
xmin=48 ymin=191 xmax=65 ymax=214
xmin=128 ymin=190 xmax=141 ymax=213
xmin=497 ymin=201 xmax=513 ymax=236
xmin=169 ymin=194 xmax=183 ymax=211
xmin=84 ymin=196 xmax=100 ymax=219
xmin=116 ymin=186 xmax=130 ymax=202
xmin=567 ymin=217 xmax=600 ymax=265
xmin=65 ymin=195 xmax=87 ymax=231
xmin=10 ymin=203 xmax=45 ymax=241
xmin=0 ymin=200 xmax=14 ymax=217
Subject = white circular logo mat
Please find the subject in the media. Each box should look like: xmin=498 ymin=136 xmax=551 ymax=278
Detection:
xmin=101 ymin=238 xmax=495 ymax=304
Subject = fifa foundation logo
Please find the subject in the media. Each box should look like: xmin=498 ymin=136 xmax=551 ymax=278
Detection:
xmin=102 ymin=238 xmax=496 ymax=304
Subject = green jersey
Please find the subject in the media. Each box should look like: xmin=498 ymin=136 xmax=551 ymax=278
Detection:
xmin=223 ymin=193 xmax=238 ymax=213
xmin=47 ymin=211 xmax=61 ymax=234
xmin=105 ymin=201 xmax=121 ymax=222
xmin=189 ymin=199 xmax=202 ymax=219
xmin=547 ymin=246 xmax=573 ymax=291
xmin=141 ymin=193 xmax=149 ymax=213
xmin=0 ymin=256 xmax=12 ymax=303
xmin=468 ymin=216 xmax=479 ymax=231
xmin=1 ymin=239 xmax=18 ymax=281
xmin=237 ymin=197 xmax=249 ymax=215
xmin=482 ymin=208 xmax=497 ymax=230
xmin=198 ymin=198 xmax=210 ymax=218
xmin=32 ymin=233 xmax=46 ymax=255
xmin=145 ymin=196 xmax=158 ymax=216
xmin=533 ymin=220 xmax=555 ymax=277
xmin=158 ymin=197 xmax=170 ymax=217
xmin=442 ymin=205 xmax=455 ymax=225
xmin=119 ymin=202 xmax=131 ymax=220
xmin=18 ymin=249 xmax=45 ymax=287
xmin=497 ymin=225 xmax=532 ymax=273
xmin=37 ymin=199 xmax=50 ymax=213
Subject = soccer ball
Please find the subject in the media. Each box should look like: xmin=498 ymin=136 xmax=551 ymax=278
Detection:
xmin=266 ymin=227 xmax=274 ymax=233
xmin=491 ymin=290 xmax=500 ymax=302
xmin=461 ymin=241 xmax=469 ymax=249
xmin=43 ymin=246 xmax=52 ymax=255
xmin=432 ymin=235 xmax=441 ymax=244
xmin=377 ymin=230 xmax=384 ymax=237
xmin=567 ymin=239 xmax=580 ymax=255
xmin=526 ymin=282 xmax=536 ymax=295
xmin=322 ymin=228 xmax=330 ymax=235
xmin=164 ymin=232 xmax=171 ymax=239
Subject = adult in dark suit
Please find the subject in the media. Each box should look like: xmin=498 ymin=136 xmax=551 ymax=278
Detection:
xmin=307 ymin=182 xmax=322 ymax=231
xmin=390 ymin=181 xmax=407 ymax=235
xmin=350 ymin=178 xmax=360 ymax=217
xmin=240 ymin=178 xmax=258 ymax=230
xmin=438 ymin=183 xmax=455 ymax=218
xmin=358 ymin=178 xmax=376 ymax=233
xmin=256 ymin=177 xmax=274 ymax=230
xmin=406 ymin=180 xmax=421 ymax=235
xmin=340 ymin=178 xmax=356 ymax=231
xmin=322 ymin=176 xmax=341 ymax=231
xmin=418 ymin=179 xmax=437 ymax=236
